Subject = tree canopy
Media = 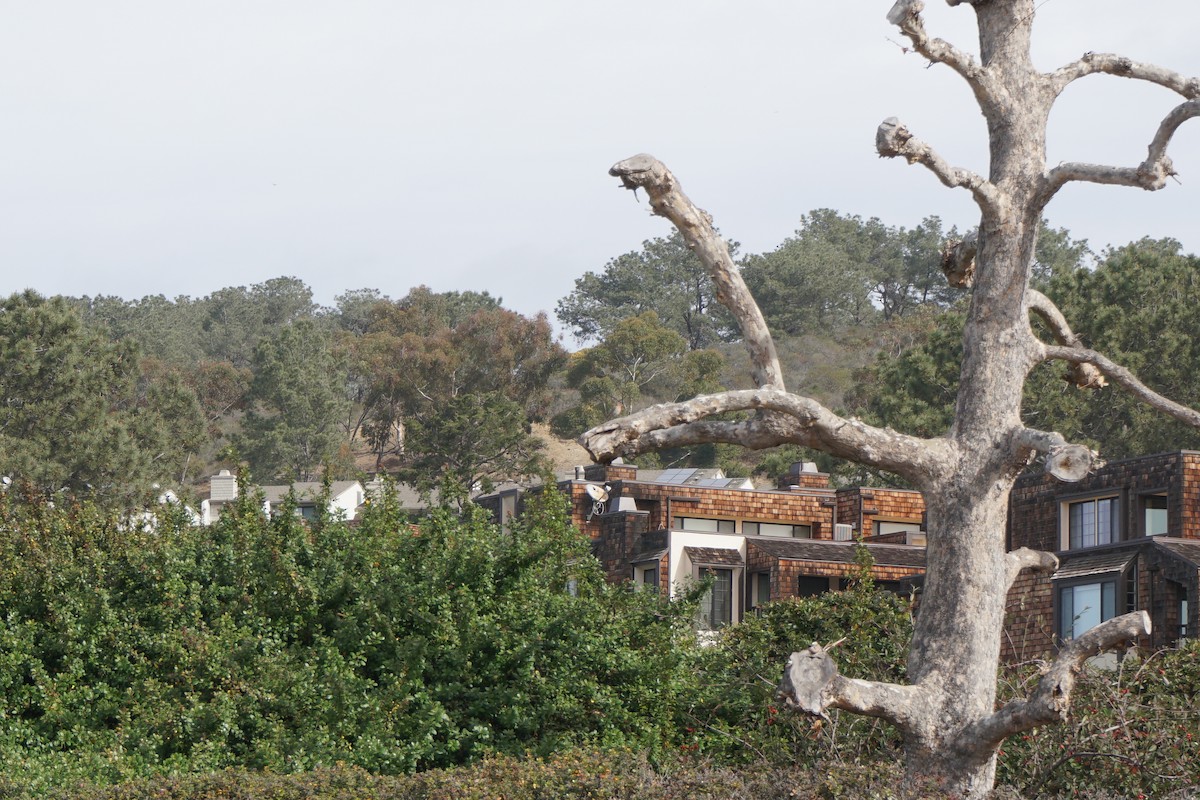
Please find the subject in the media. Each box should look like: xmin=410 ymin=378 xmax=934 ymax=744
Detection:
xmin=0 ymin=291 xmax=204 ymax=505
xmin=557 ymin=232 xmax=736 ymax=349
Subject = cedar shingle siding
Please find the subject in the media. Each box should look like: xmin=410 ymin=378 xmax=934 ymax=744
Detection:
xmin=1004 ymin=451 xmax=1200 ymax=660
xmin=480 ymin=453 xmax=1199 ymax=654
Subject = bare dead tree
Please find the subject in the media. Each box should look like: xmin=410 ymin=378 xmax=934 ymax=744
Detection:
xmin=579 ymin=2 xmax=1199 ymax=796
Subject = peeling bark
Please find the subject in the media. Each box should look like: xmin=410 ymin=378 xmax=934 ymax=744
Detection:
xmin=587 ymin=1 xmax=1200 ymax=796
xmin=940 ymin=230 xmax=977 ymax=288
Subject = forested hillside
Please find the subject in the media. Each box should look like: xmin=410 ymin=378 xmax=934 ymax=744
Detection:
xmin=3 ymin=212 xmax=1197 ymax=506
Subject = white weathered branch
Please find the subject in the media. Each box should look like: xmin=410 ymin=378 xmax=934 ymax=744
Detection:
xmin=1011 ymin=428 xmax=1095 ymax=483
xmin=876 ymin=118 xmax=1007 ymax=217
xmin=608 ymin=154 xmax=784 ymax=391
xmin=887 ymin=1 xmax=987 ymax=93
xmin=1004 ymin=547 xmax=1058 ymax=589
xmin=1051 ymin=52 xmax=1200 ymax=99
xmin=778 ymin=641 xmax=922 ymax=730
xmin=580 ymin=388 xmax=952 ymax=483
xmin=1042 ymin=99 xmax=1200 ymax=199
xmin=1042 ymin=344 xmax=1200 ymax=429
xmin=964 ymin=611 xmax=1150 ymax=747
xmin=1026 ymin=290 xmax=1106 ymax=389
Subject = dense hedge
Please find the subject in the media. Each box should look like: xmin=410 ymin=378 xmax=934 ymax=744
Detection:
xmin=0 ymin=485 xmax=694 ymax=792
xmin=0 ymin=484 xmax=1196 ymax=798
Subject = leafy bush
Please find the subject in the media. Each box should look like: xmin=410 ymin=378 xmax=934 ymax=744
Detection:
xmin=0 ymin=485 xmax=694 ymax=791
xmin=681 ymin=579 xmax=913 ymax=766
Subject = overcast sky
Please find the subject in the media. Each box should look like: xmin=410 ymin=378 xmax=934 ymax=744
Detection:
xmin=2 ymin=2 xmax=1198 ymax=326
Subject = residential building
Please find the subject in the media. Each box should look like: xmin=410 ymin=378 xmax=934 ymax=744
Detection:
xmin=200 ymin=470 xmax=366 ymax=523
xmin=481 ymin=451 xmax=1200 ymax=656
xmin=1004 ymin=451 xmax=1200 ymax=661
xmin=478 ymin=461 xmax=926 ymax=631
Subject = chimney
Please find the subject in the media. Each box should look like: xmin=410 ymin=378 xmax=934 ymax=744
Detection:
xmin=779 ymin=461 xmax=831 ymax=490
xmin=210 ymin=469 xmax=238 ymax=502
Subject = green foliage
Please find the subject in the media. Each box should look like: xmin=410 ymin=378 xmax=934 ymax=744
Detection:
xmin=849 ymin=236 xmax=1200 ymax=459
xmin=847 ymin=307 xmax=965 ymax=440
xmin=75 ymin=293 xmax=210 ymax=365
xmin=8 ymin=751 xmax=825 ymax=800
xmin=0 ymin=291 xmax=205 ymax=506
xmin=557 ymin=232 xmax=736 ymax=350
xmin=552 ymin=312 xmax=726 ymax=439
xmin=684 ymin=586 xmax=913 ymax=765
xmin=742 ymin=210 xmax=957 ymax=337
xmin=0 ymin=487 xmax=694 ymax=791
xmin=400 ymin=393 xmax=548 ymax=494
xmin=1029 ymin=237 xmax=1200 ymax=456
xmin=343 ymin=286 xmax=565 ymax=484
xmin=238 ymin=320 xmax=351 ymax=481
xmin=201 ymin=277 xmax=319 ymax=368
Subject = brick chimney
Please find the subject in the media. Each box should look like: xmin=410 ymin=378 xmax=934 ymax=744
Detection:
xmin=779 ymin=461 xmax=831 ymax=490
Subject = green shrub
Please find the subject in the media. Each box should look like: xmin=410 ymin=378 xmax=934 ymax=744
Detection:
xmin=681 ymin=582 xmax=913 ymax=766
xmin=0 ymin=487 xmax=695 ymax=790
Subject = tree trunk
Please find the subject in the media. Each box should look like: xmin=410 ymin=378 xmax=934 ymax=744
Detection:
xmin=584 ymin=1 xmax=1198 ymax=795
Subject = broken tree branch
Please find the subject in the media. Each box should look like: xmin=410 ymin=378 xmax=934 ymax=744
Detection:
xmin=964 ymin=611 xmax=1151 ymax=748
xmin=876 ymin=118 xmax=1007 ymax=217
xmin=580 ymin=388 xmax=952 ymax=484
xmin=1026 ymin=290 xmax=1106 ymax=389
xmin=1004 ymin=546 xmax=1059 ymax=589
xmin=887 ymin=0 xmax=987 ymax=98
xmin=588 ymin=417 xmax=794 ymax=459
xmin=1011 ymin=427 xmax=1095 ymax=482
xmin=778 ymin=641 xmax=922 ymax=730
xmin=1050 ymin=52 xmax=1200 ymax=99
xmin=608 ymin=154 xmax=784 ymax=391
xmin=1042 ymin=99 xmax=1200 ymax=200
xmin=1042 ymin=344 xmax=1200 ymax=429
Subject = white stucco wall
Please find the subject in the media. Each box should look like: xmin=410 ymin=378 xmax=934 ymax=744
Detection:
xmin=667 ymin=531 xmax=746 ymax=598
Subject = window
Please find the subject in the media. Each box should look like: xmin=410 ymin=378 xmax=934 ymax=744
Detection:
xmin=638 ymin=565 xmax=659 ymax=590
xmin=749 ymin=572 xmax=771 ymax=608
xmin=743 ymin=521 xmax=811 ymax=538
xmin=797 ymin=575 xmax=831 ymax=597
xmin=1058 ymin=580 xmax=1116 ymax=640
xmin=676 ymin=517 xmax=735 ymax=534
xmin=873 ymin=520 xmax=923 ymax=536
xmin=697 ymin=568 xmax=734 ymax=630
xmin=1141 ymin=493 xmax=1168 ymax=536
xmin=1065 ymin=496 xmax=1119 ymax=549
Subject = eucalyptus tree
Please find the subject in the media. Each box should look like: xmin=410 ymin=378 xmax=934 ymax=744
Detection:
xmin=557 ymin=232 xmax=736 ymax=349
xmin=580 ymin=3 xmax=1200 ymax=796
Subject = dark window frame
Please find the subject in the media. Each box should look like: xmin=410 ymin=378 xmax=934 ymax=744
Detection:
xmin=1054 ymin=566 xmax=1135 ymax=642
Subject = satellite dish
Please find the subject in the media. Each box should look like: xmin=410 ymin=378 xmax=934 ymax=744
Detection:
xmin=584 ymin=483 xmax=612 ymax=521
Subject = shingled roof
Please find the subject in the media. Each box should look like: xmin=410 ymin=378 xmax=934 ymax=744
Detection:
xmin=684 ymin=546 xmax=744 ymax=567
xmin=1154 ymin=537 xmax=1200 ymax=568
